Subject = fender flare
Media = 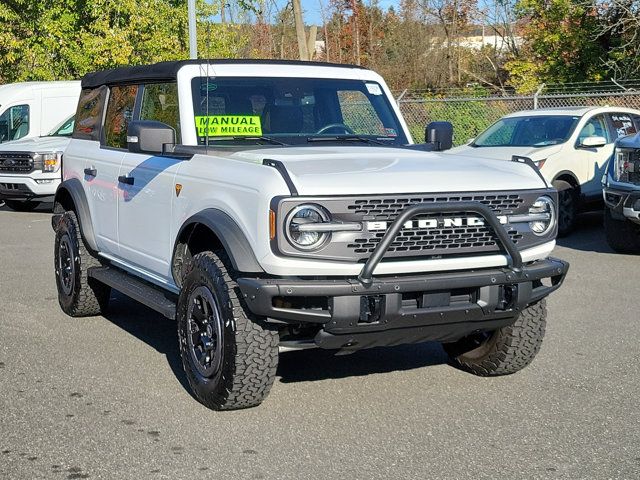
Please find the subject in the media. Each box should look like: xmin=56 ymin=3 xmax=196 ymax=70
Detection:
xmin=174 ymin=209 xmax=264 ymax=274
xmin=53 ymin=178 xmax=98 ymax=251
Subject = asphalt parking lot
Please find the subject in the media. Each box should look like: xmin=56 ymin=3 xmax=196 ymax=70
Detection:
xmin=1 ymin=204 xmax=639 ymax=480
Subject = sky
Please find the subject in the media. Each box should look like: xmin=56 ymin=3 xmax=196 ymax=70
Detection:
xmin=211 ymin=0 xmax=400 ymax=26
xmin=298 ymin=0 xmax=399 ymax=24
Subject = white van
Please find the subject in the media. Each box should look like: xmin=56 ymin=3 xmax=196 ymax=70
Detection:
xmin=0 ymin=81 xmax=80 ymax=144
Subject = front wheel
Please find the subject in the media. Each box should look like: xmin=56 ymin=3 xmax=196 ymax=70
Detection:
xmin=552 ymin=180 xmax=578 ymax=237
xmin=176 ymin=251 xmax=279 ymax=410
xmin=444 ymin=300 xmax=547 ymax=376
xmin=604 ymin=208 xmax=640 ymax=253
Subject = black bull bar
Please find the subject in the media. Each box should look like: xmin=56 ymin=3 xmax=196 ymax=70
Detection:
xmin=238 ymin=202 xmax=568 ymax=349
xmin=356 ymin=201 xmax=523 ymax=285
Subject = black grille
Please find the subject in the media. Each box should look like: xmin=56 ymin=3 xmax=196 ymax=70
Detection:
xmin=347 ymin=194 xmax=524 ymax=218
xmin=0 ymin=153 xmax=34 ymax=173
xmin=345 ymin=194 xmax=525 ymax=258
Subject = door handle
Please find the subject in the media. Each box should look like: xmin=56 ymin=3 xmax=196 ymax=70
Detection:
xmin=84 ymin=167 xmax=97 ymax=177
xmin=118 ymin=175 xmax=134 ymax=186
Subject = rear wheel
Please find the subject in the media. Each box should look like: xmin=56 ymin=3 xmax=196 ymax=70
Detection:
xmin=604 ymin=208 xmax=640 ymax=253
xmin=176 ymin=251 xmax=279 ymax=410
xmin=4 ymin=199 xmax=40 ymax=212
xmin=444 ymin=300 xmax=546 ymax=376
xmin=553 ymin=180 xmax=578 ymax=237
xmin=54 ymin=210 xmax=111 ymax=316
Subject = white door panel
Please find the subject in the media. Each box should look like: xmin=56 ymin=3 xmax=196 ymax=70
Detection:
xmin=117 ymin=153 xmax=182 ymax=277
xmin=86 ymin=148 xmax=124 ymax=253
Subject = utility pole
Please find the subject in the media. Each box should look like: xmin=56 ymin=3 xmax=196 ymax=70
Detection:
xmin=188 ymin=0 xmax=198 ymax=59
xmin=292 ymin=0 xmax=309 ymax=60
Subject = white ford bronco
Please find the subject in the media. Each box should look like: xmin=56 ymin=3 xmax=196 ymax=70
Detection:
xmin=52 ymin=60 xmax=569 ymax=411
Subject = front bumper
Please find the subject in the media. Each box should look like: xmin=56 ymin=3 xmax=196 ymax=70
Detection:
xmin=238 ymin=257 xmax=569 ymax=350
xmin=0 ymin=174 xmax=59 ymax=200
xmin=603 ymin=186 xmax=640 ymax=224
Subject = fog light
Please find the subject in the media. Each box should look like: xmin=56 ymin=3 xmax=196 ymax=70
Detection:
xmin=35 ymin=179 xmax=55 ymax=184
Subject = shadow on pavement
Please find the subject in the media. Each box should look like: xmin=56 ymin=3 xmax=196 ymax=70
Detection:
xmin=0 ymin=201 xmax=53 ymax=213
xmin=277 ymin=342 xmax=448 ymax=383
xmin=101 ymin=291 xmax=194 ymax=397
xmin=556 ymin=210 xmax=615 ymax=254
xmin=100 ymin=292 xmax=448 ymax=390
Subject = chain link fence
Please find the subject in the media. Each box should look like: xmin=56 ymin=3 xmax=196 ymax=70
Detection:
xmin=396 ymin=83 xmax=640 ymax=146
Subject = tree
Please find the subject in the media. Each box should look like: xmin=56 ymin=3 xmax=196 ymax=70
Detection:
xmin=0 ymin=0 xmax=238 ymax=83
xmin=505 ymin=0 xmax=605 ymax=92
xmin=596 ymin=0 xmax=640 ymax=79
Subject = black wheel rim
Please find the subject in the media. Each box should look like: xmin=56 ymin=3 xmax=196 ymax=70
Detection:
xmin=186 ymin=286 xmax=223 ymax=377
xmin=558 ymin=190 xmax=574 ymax=231
xmin=57 ymin=234 xmax=75 ymax=296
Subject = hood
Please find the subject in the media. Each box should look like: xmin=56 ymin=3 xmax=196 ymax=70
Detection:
xmin=446 ymin=143 xmax=563 ymax=162
xmin=228 ymin=145 xmax=546 ymax=195
xmin=0 ymin=136 xmax=70 ymax=153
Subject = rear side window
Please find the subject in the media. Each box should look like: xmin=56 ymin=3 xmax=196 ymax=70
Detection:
xmin=140 ymin=83 xmax=180 ymax=140
xmin=0 ymin=104 xmax=29 ymax=143
xmin=609 ymin=113 xmax=638 ymax=138
xmin=104 ymin=85 xmax=138 ymax=149
xmin=73 ymin=87 xmax=107 ymax=141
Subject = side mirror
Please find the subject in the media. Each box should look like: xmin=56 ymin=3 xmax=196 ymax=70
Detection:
xmin=579 ymin=136 xmax=607 ymax=148
xmin=127 ymin=120 xmax=176 ymax=154
xmin=425 ymin=121 xmax=453 ymax=151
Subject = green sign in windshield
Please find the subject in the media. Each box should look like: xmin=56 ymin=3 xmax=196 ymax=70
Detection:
xmin=195 ymin=115 xmax=262 ymax=137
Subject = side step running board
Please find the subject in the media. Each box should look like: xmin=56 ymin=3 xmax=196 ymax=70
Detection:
xmin=88 ymin=267 xmax=177 ymax=320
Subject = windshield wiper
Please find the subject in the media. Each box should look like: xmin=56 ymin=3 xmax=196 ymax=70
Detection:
xmin=208 ymin=136 xmax=287 ymax=146
xmin=307 ymin=135 xmax=392 ymax=146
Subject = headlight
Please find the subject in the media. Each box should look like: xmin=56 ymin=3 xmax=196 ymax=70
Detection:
xmin=528 ymin=196 xmax=555 ymax=236
xmin=614 ymin=147 xmax=635 ymax=182
xmin=285 ymin=204 xmax=330 ymax=250
xmin=39 ymin=152 xmax=63 ymax=173
xmin=532 ymin=159 xmax=546 ymax=169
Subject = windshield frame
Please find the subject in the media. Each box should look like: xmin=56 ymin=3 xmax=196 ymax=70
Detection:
xmin=187 ymin=75 xmax=408 ymax=147
xmin=472 ymin=114 xmax=580 ymax=148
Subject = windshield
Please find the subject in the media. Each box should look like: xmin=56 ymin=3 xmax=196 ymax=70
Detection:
xmin=473 ymin=115 xmax=580 ymax=147
xmin=49 ymin=115 xmax=75 ymax=137
xmin=191 ymin=77 xmax=407 ymax=146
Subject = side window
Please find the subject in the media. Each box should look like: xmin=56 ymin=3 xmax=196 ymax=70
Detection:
xmin=104 ymin=85 xmax=138 ymax=149
xmin=73 ymin=86 xmax=107 ymax=141
xmin=140 ymin=83 xmax=180 ymax=140
xmin=609 ymin=113 xmax=638 ymax=138
xmin=578 ymin=115 xmax=610 ymax=143
xmin=0 ymin=104 xmax=30 ymax=143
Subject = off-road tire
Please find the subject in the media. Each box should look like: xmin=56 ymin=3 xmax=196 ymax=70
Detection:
xmin=444 ymin=300 xmax=547 ymax=376
xmin=553 ymin=180 xmax=578 ymax=237
xmin=604 ymin=208 xmax=640 ymax=253
xmin=54 ymin=210 xmax=111 ymax=316
xmin=176 ymin=251 xmax=279 ymax=411
xmin=4 ymin=199 xmax=40 ymax=212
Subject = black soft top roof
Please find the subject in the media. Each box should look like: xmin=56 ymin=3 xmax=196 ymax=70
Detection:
xmin=81 ymin=59 xmax=366 ymax=89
